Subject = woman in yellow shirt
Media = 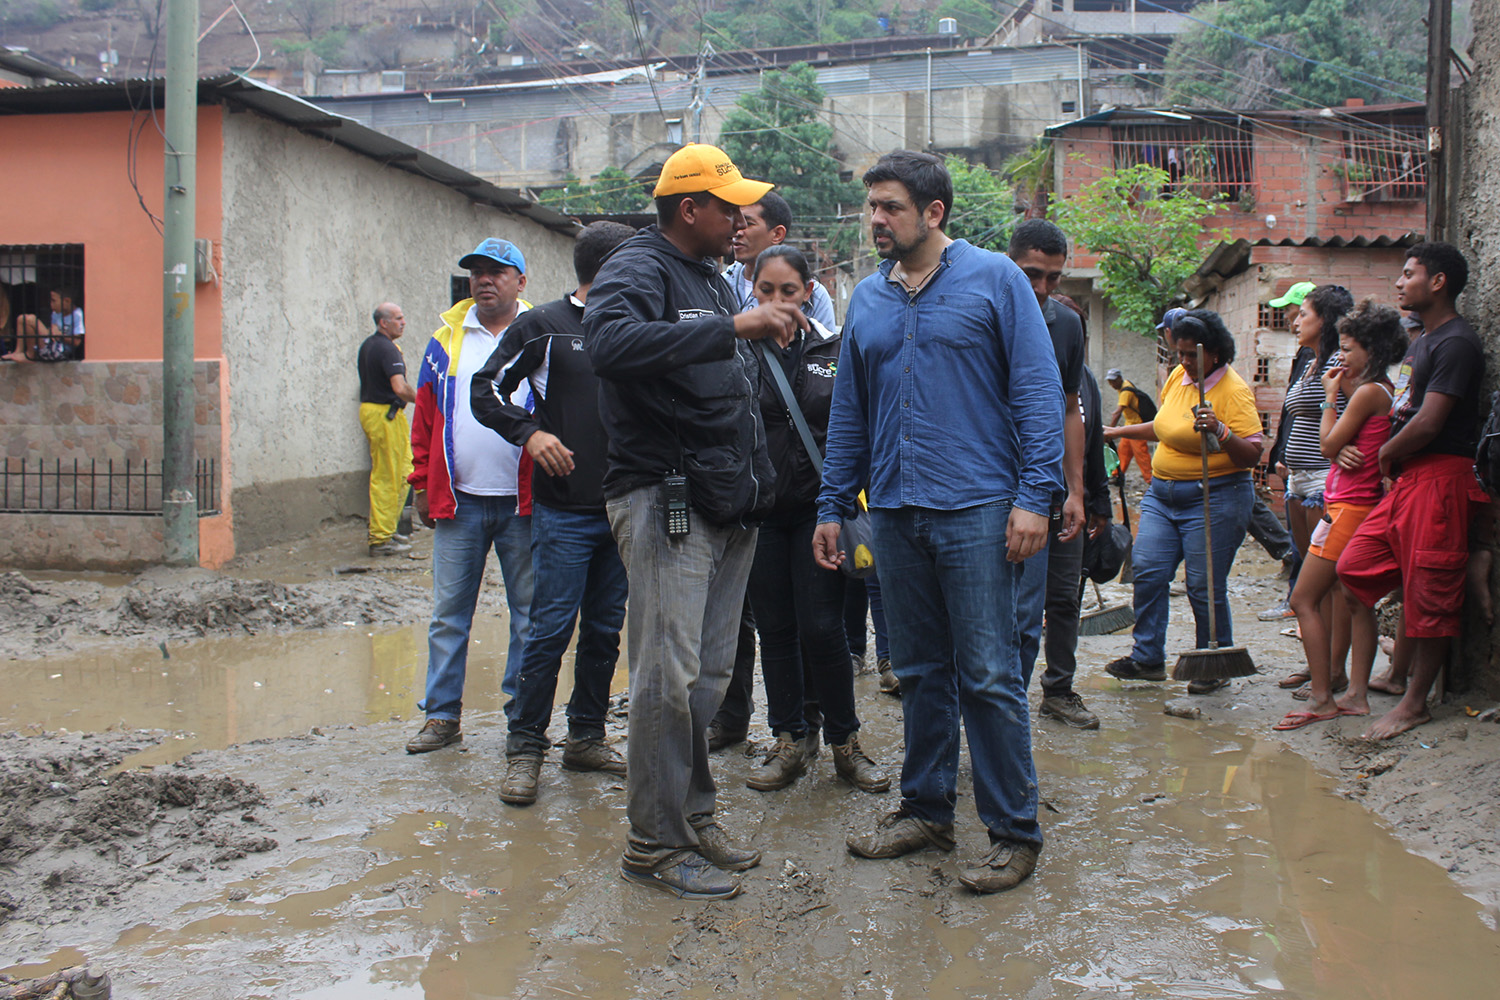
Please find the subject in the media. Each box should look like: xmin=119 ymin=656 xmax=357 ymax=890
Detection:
xmin=1103 ymin=310 xmax=1265 ymax=693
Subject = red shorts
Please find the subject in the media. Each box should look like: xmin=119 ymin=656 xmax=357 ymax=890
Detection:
xmin=1336 ymin=453 xmax=1488 ymax=638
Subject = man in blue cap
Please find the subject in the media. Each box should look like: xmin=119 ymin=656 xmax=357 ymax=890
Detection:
xmin=404 ymin=237 xmax=536 ymax=754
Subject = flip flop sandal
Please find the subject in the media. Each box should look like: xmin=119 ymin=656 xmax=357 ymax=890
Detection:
xmin=1278 ymin=672 xmax=1312 ymax=689
xmin=1274 ymin=709 xmax=1342 ymax=731
xmin=1338 ymin=706 xmax=1370 ymax=717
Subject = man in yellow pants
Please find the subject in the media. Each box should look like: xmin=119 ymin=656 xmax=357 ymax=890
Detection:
xmin=359 ymin=302 xmax=416 ymax=555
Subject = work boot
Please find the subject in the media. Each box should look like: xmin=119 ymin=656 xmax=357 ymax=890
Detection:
xmin=694 ymin=822 xmax=761 ymax=872
xmin=877 ymin=657 xmax=900 ymax=696
xmin=405 ymin=718 xmax=461 ymax=754
xmin=561 ymin=737 xmax=626 ymax=775
xmin=846 ymin=808 xmax=955 ymax=859
xmin=830 ymin=734 xmax=890 ymax=793
xmin=746 ymin=733 xmax=807 ymax=791
xmin=801 ymin=729 xmax=822 ymax=762
xmin=369 ymin=537 xmax=412 ymax=556
xmin=621 ymin=853 xmax=740 ymax=901
xmin=1039 ymin=691 xmax=1101 ymax=730
xmin=706 ymin=718 xmax=748 ymax=753
xmin=958 ymin=839 xmax=1040 ymax=894
xmin=1105 ymin=655 xmax=1166 ymax=682
xmin=498 ymin=752 xmax=543 ymax=806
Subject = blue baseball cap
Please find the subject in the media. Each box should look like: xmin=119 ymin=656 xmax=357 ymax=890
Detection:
xmin=459 ymin=238 xmax=526 ymax=274
xmin=1156 ymin=306 xmax=1188 ymax=331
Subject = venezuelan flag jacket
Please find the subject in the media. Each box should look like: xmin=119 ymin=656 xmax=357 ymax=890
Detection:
xmin=408 ymin=298 xmax=532 ymax=520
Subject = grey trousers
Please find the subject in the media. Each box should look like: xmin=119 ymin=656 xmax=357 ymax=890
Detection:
xmin=607 ymin=483 xmax=758 ymax=872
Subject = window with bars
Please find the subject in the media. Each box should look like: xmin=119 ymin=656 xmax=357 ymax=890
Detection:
xmin=1254 ymin=357 xmax=1271 ymax=383
xmin=1 ymin=244 xmax=85 ymax=362
xmin=1339 ymin=122 xmax=1425 ymax=202
xmin=1111 ymin=122 xmax=1254 ymax=201
xmin=1258 ymin=301 xmax=1292 ymax=330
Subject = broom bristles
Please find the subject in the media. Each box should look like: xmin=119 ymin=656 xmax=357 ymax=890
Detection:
xmin=1172 ymin=646 xmax=1258 ymax=681
xmin=1078 ymin=604 xmax=1135 ymax=636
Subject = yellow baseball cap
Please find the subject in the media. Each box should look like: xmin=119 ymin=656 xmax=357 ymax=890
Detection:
xmin=653 ymin=143 xmax=773 ymax=205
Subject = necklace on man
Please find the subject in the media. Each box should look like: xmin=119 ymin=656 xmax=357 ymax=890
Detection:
xmin=895 ymin=260 xmax=940 ymax=297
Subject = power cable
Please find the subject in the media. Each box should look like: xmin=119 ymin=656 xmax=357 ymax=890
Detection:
xmin=624 ymin=0 xmax=671 ymax=127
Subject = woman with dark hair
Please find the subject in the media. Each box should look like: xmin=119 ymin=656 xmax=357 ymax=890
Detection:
xmin=1276 ymin=301 xmax=1408 ymax=729
xmin=1274 ymin=284 xmax=1355 ymax=693
xmin=1104 ymin=309 xmax=1265 ymax=693
xmin=742 ymin=245 xmax=888 ymax=793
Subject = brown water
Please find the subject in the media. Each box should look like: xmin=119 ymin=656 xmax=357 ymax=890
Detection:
xmin=6 ymin=658 xmax=1495 ymax=999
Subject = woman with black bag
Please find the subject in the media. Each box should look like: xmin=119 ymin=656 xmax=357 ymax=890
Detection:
xmin=742 ymin=246 xmax=889 ymax=794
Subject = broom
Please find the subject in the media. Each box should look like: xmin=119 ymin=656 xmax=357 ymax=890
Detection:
xmin=1079 ymin=580 xmax=1134 ymax=635
xmin=1172 ymin=342 xmax=1258 ymax=682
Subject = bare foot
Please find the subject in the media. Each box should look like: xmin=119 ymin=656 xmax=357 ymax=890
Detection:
xmin=1378 ymin=636 xmax=1396 ymax=658
xmin=1335 ymin=692 xmax=1369 ymax=717
xmin=1468 ymin=549 xmax=1494 ymax=626
xmin=1368 ymin=673 xmax=1406 ymax=696
xmin=1363 ymin=706 xmax=1431 ymax=740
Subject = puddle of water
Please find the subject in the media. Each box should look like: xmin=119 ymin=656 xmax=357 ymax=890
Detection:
xmin=29 ymin=678 xmax=1494 ymax=999
xmin=0 ymin=614 xmax=625 ymax=765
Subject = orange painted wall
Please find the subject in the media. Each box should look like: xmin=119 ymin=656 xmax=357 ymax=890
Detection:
xmin=0 ymin=106 xmax=224 ymax=361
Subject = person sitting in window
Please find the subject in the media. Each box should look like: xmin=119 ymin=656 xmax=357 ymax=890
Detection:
xmin=6 ymin=287 xmax=84 ymax=363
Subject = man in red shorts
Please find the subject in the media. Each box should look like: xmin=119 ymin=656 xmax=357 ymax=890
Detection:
xmin=1336 ymin=242 xmax=1487 ymax=739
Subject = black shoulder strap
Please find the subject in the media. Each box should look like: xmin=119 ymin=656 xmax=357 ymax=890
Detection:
xmin=758 ymin=341 xmax=823 ymax=477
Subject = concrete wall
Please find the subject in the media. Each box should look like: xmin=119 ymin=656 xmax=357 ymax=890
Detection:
xmin=1454 ymin=0 xmax=1500 ymax=698
xmin=218 ymin=111 xmax=577 ymax=553
xmin=0 ymin=361 xmax=228 ymax=570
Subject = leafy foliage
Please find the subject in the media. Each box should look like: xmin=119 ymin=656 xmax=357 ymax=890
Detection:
xmin=944 ymin=156 xmax=1015 ymax=251
xmin=537 ymin=167 xmax=653 ymax=215
xmin=701 ymin=0 xmax=885 ymax=51
xmin=0 ymin=0 xmax=64 ymax=29
xmin=717 ymin=63 xmax=861 ymax=223
xmin=1050 ymin=164 xmax=1228 ymax=335
xmin=1162 ymin=0 xmax=1425 ymax=109
xmin=274 ymin=30 xmax=348 ymax=64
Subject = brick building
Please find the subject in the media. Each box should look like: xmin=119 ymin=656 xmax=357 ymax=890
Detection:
xmin=1043 ymin=103 xmax=1428 ymax=388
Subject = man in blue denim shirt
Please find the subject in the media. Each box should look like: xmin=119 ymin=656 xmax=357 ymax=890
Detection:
xmin=812 ymin=151 xmax=1063 ymax=894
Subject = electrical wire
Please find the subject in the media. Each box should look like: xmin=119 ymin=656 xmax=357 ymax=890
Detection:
xmin=624 ymin=0 xmax=671 ymax=127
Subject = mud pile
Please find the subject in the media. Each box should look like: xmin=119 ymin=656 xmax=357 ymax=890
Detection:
xmin=0 ymin=732 xmax=276 ymax=928
xmin=0 ymin=568 xmax=434 ymax=659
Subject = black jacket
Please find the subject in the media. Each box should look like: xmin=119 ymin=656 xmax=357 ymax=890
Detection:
xmin=583 ymin=226 xmax=775 ymax=524
xmin=1080 ymin=366 xmax=1112 ymax=519
xmin=470 ymin=295 xmax=609 ymax=514
xmin=752 ymin=320 xmax=841 ymax=517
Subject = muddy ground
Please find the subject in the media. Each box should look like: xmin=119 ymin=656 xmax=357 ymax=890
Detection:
xmin=2 ymin=519 xmax=1499 ymax=997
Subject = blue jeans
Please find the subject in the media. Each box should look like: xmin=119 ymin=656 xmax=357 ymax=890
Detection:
xmin=1129 ymin=474 xmax=1254 ymax=665
xmin=506 ymin=503 xmax=627 ymax=754
xmin=420 ymin=491 xmax=533 ymax=721
xmin=870 ymin=503 xmax=1041 ymax=848
xmin=843 ymin=572 xmax=891 ymax=660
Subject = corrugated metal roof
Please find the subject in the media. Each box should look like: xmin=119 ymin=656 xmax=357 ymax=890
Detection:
xmin=1046 ymin=101 xmax=1424 ymax=136
xmin=0 ymin=74 xmax=580 ymax=235
xmin=1191 ymin=234 xmax=1424 ymax=283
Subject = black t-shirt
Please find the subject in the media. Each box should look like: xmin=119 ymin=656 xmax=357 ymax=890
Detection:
xmin=1389 ymin=315 xmax=1485 ymax=457
xmin=358 ymin=332 xmax=407 ymax=406
xmin=1043 ymin=297 xmax=1084 ymax=397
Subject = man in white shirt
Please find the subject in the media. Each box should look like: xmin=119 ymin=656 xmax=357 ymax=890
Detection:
xmin=404 ymin=239 xmax=536 ymax=754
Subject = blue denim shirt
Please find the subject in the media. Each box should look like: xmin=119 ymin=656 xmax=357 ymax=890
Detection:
xmin=816 ymin=239 xmax=1064 ymax=523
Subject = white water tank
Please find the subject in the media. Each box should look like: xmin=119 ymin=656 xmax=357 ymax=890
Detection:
xmin=937 ymin=17 xmax=959 ymax=35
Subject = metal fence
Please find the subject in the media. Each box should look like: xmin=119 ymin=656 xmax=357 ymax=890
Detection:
xmin=0 ymin=457 xmax=219 ymax=516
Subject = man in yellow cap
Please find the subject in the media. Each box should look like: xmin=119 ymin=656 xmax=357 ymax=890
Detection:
xmin=584 ymin=144 xmax=807 ymax=900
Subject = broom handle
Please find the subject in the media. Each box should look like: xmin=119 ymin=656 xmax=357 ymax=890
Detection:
xmin=1197 ymin=342 xmax=1219 ymax=651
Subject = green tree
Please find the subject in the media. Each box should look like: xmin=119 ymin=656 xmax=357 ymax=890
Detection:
xmin=1050 ymin=164 xmax=1228 ymax=335
xmin=537 ymin=167 xmax=653 ymax=215
xmin=717 ymin=62 xmax=859 ymax=224
xmin=944 ymin=156 xmax=1015 ymax=252
xmin=699 ymin=0 xmax=883 ymax=51
xmin=1163 ymin=0 xmax=1425 ymax=109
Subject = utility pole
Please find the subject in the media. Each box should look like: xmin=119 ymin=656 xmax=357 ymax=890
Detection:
xmin=161 ymin=0 xmax=199 ymax=566
xmin=1425 ymin=0 xmax=1452 ymax=240
xmin=688 ymin=40 xmax=714 ymax=143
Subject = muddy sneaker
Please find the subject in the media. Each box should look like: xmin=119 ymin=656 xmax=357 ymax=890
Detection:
xmin=846 ymin=809 xmax=955 ymax=859
xmin=958 ymin=839 xmax=1040 ymax=894
xmin=498 ymin=753 xmax=543 ymax=806
xmin=1039 ymin=691 xmax=1100 ymax=730
xmin=877 ymin=657 xmax=900 ymax=696
xmin=831 ymin=734 xmax=890 ymax=793
xmin=1257 ymin=597 xmax=1295 ymax=621
xmin=369 ymin=538 xmax=412 ymax=556
xmin=405 ymin=718 xmax=462 ymax=754
xmin=561 ymin=737 xmax=626 ymax=775
xmin=621 ymin=853 xmax=741 ymax=900
xmin=746 ymin=733 xmax=807 ymax=791
xmin=1105 ymin=656 xmax=1166 ymax=682
xmin=391 ymin=532 xmax=411 ymax=544
xmin=694 ymin=822 xmax=761 ymax=872
xmin=1187 ymin=678 xmax=1230 ymax=695
xmin=706 ymin=718 xmax=748 ymax=753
